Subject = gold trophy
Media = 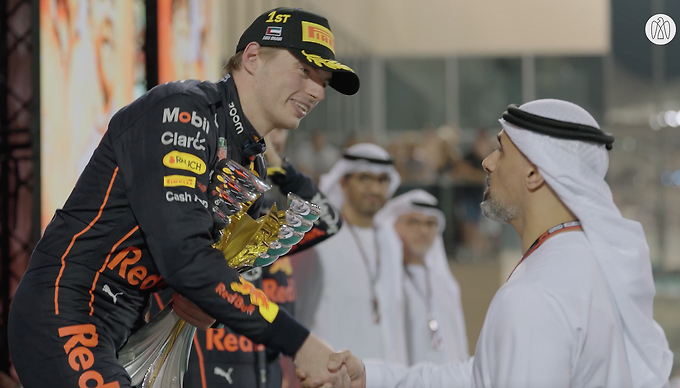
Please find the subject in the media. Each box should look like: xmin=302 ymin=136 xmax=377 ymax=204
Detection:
xmin=117 ymin=159 xmax=320 ymax=388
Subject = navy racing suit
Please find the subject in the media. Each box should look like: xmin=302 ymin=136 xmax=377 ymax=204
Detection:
xmin=8 ymin=75 xmax=310 ymax=388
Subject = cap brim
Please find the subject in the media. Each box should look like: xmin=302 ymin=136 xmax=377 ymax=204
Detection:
xmin=289 ymin=49 xmax=360 ymax=96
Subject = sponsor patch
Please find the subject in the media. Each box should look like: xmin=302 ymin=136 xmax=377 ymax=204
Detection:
xmin=263 ymin=278 xmax=296 ymax=304
xmin=263 ymin=26 xmax=283 ymax=41
xmin=301 ymin=21 xmax=335 ymax=53
xmin=58 ymin=324 xmax=122 ymax=388
xmin=266 ymin=26 xmax=282 ymax=36
xmin=205 ymin=329 xmax=266 ymax=353
xmin=269 ymin=257 xmax=293 ymax=275
xmin=163 ymin=175 xmax=196 ymax=188
xmin=265 ymin=11 xmax=291 ymax=23
xmin=165 ymin=191 xmax=208 ymax=208
xmin=163 ymin=151 xmax=207 ymax=175
xmin=107 ymin=246 xmax=165 ymax=290
xmin=166 ymin=190 xmax=193 ymax=203
xmin=162 ymin=107 xmax=210 ymax=134
xmin=161 ymin=131 xmax=206 ymax=151
xmin=227 ymin=102 xmax=244 ymax=135
xmin=215 ymin=277 xmax=279 ymax=323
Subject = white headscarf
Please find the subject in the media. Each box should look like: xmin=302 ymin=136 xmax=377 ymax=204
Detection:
xmin=375 ymin=190 xmax=470 ymax=362
xmin=500 ymin=99 xmax=673 ymax=388
xmin=318 ymin=143 xmax=401 ymax=210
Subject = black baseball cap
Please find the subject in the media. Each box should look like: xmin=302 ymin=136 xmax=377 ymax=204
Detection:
xmin=236 ymin=7 xmax=360 ymax=96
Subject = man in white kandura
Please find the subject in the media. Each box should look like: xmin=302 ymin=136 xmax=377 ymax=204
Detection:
xmin=299 ymin=99 xmax=674 ymax=388
xmin=291 ymin=143 xmax=408 ymax=364
xmin=375 ymin=189 xmax=469 ymax=365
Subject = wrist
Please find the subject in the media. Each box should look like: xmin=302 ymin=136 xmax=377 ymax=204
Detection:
xmin=293 ymin=334 xmax=332 ymax=366
xmin=265 ymin=309 xmax=310 ymax=357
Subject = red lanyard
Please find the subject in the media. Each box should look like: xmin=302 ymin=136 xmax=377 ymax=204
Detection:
xmin=506 ymin=221 xmax=582 ymax=282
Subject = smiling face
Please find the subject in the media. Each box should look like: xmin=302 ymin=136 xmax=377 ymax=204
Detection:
xmin=252 ymin=47 xmax=332 ymax=130
xmin=480 ymin=130 xmax=526 ymax=223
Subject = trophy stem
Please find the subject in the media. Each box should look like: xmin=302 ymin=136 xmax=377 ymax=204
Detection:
xmin=146 ymin=318 xmax=187 ymax=386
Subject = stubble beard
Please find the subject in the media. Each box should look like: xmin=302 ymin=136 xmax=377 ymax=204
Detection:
xmin=480 ymin=190 xmax=519 ymax=223
xmin=406 ymin=242 xmax=431 ymax=260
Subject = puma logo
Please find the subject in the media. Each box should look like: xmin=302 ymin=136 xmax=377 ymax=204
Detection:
xmin=102 ymin=284 xmax=123 ymax=304
xmin=214 ymin=366 xmax=233 ymax=384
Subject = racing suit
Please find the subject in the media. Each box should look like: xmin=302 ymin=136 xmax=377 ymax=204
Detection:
xmin=8 ymin=75 xmax=310 ymax=388
xmin=150 ymin=161 xmax=343 ymax=388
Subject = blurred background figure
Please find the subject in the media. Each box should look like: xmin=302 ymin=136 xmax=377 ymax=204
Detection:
xmin=292 ymin=143 xmax=407 ymax=364
xmin=293 ymin=130 xmax=341 ymax=183
xmin=376 ymin=190 xmax=469 ymax=365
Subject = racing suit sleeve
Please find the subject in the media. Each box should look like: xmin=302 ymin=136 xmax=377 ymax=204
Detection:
xmin=111 ymin=92 xmax=309 ymax=357
xmin=261 ymin=257 xmax=297 ymax=360
xmin=268 ymin=159 xmax=342 ymax=255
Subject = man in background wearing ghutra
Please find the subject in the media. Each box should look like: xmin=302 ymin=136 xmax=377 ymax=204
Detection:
xmin=291 ymin=143 xmax=408 ymax=365
xmin=375 ymin=189 xmax=469 ymax=365
xmin=299 ymin=99 xmax=673 ymax=388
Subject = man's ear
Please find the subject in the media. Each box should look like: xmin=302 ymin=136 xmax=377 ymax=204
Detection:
xmin=526 ymin=163 xmax=544 ymax=191
xmin=241 ymin=42 xmax=261 ymax=75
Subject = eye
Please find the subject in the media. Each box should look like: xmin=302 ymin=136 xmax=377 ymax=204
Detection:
xmin=301 ymin=68 xmax=310 ymax=76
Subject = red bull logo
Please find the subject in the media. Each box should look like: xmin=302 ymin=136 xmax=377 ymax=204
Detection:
xmin=263 ymin=278 xmax=296 ymax=304
xmin=215 ymin=277 xmax=279 ymax=323
xmin=269 ymin=257 xmax=293 ymax=276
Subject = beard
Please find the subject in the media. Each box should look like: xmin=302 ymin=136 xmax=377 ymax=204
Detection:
xmin=406 ymin=242 xmax=431 ymax=259
xmin=348 ymin=194 xmax=386 ymax=218
xmin=480 ymin=177 xmax=519 ymax=223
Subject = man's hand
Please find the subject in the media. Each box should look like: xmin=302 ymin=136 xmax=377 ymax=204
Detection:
xmin=328 ymin=351 xmax=366 ymax=388
xmin=171 ymin=293 xmax=216 ymax=330
xmin=294 ymin=335 xmax=351 ymax=388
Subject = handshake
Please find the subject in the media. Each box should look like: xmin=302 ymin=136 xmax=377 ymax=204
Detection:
xmin=295 ymin=344 xmax=367 ymax=388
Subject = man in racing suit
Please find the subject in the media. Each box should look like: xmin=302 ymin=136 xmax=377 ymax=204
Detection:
xmin=8 ymin=7 xmax=359 ymax=388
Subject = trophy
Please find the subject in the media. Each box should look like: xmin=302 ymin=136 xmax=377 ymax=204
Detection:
xmin=117 ymin=159 xmax=321 ymax=388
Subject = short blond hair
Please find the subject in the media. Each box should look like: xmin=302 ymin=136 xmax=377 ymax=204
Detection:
xmin=224 ymin=46 xmax=282 ymax=74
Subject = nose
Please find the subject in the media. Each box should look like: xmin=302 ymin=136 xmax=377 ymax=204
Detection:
xmin=481 ymin=151 xmax=497 ymax=173
xmin=367 ymin=180 xmax=387 ymax=196
xmin=307 ymin=79 xmax=325 ymax=103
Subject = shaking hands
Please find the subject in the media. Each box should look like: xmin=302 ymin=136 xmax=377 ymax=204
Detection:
xmin=296 ymin=348 xmax=366 ymax=388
